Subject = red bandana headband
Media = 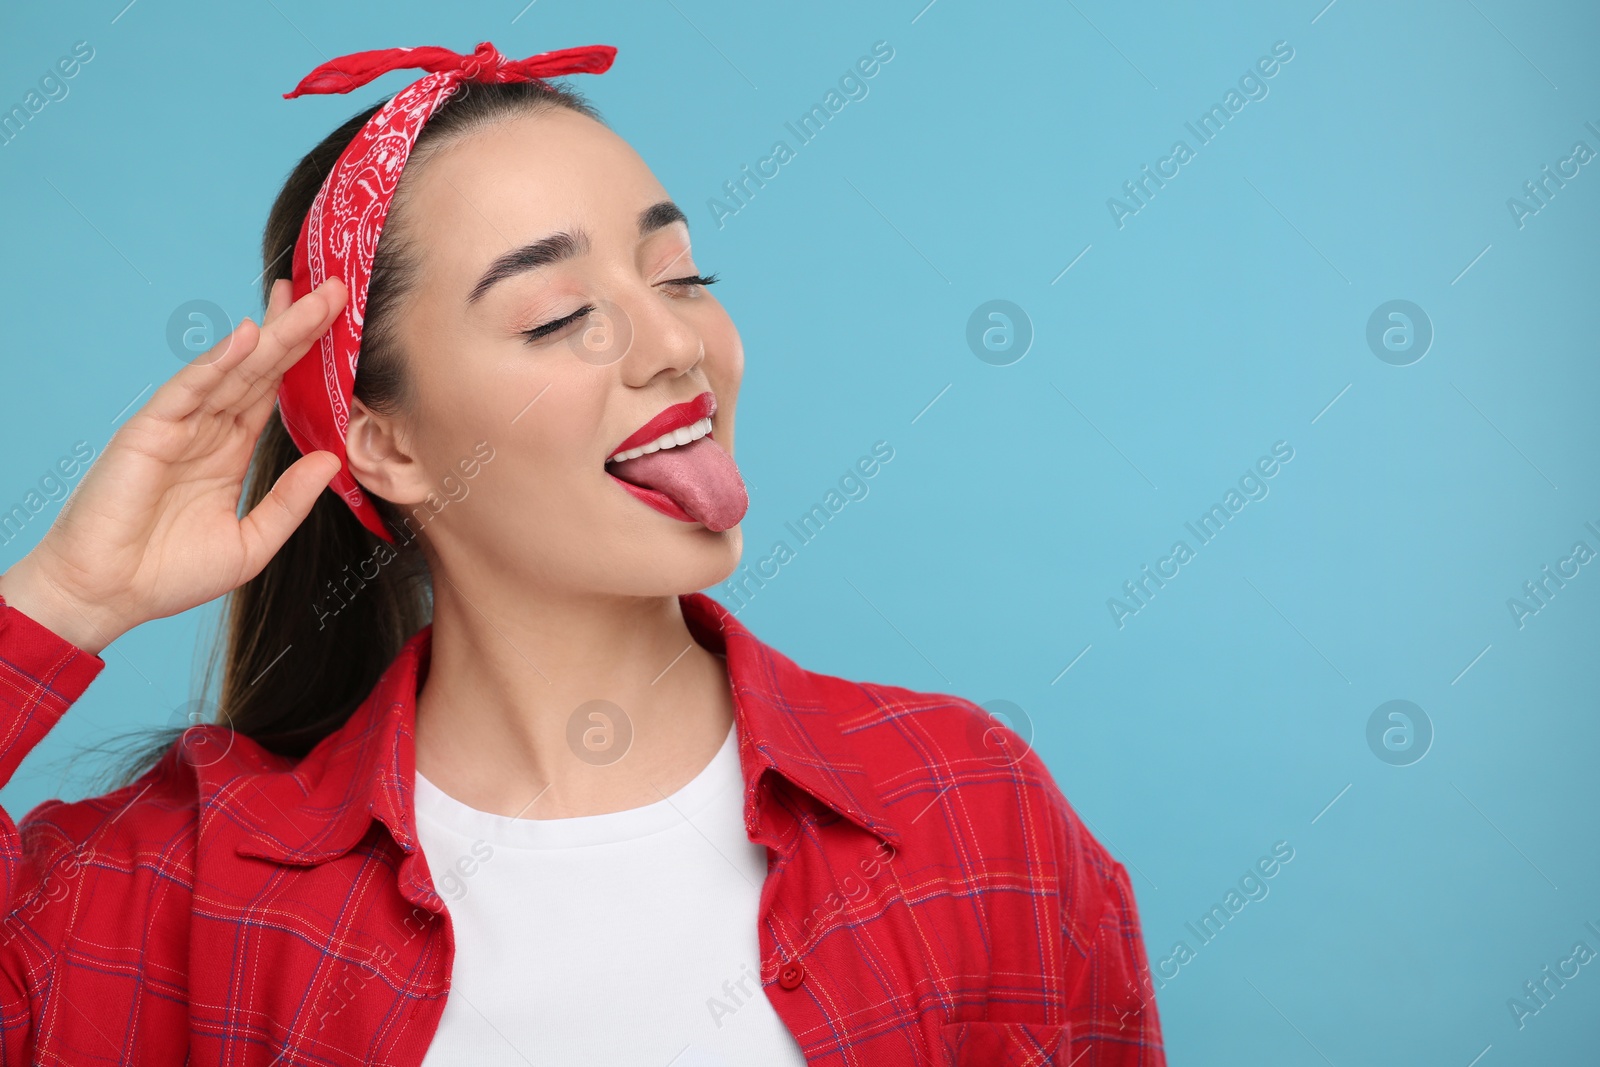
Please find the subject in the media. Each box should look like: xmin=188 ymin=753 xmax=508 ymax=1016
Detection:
xmin=276 ymin=41 xmax=617 ymax=541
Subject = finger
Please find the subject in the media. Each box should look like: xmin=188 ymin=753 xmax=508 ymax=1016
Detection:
xmin=233 ymin=280 xmax=341 ymax=437
xmin=142 ymin=316 xmax=264 ymax=423
xmin=237 ymin=450 xmax=343 ymax=581
xmin=141 ymin=277 xmax=346 ymax=428
xmin=143 ymin=279 xmax=303 ymax=423
xmin=199 ymin=278 xmax=350 ymax=419
xmin=227 ymin=280 xmax=293 ymax=423
xmin=235 ymin=345 xmax=318 ymax=446
xmin=230 ymin=277 xmax=348 ymax=407
xmin=261 ymin=278 xmax=291 ymax=329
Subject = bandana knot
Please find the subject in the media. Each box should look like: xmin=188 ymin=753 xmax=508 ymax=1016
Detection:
xmin=282 ymin=40 xmax=617 ymax=99
xmin=458 ymin=41 xmax=507 ymax=80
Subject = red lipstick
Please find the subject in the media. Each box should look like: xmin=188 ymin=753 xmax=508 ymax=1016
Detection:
xmin=607 ymin=391 xmax=717 ymax=461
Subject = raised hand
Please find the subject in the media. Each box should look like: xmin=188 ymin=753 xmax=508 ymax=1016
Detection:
xmin=0 ymin=277 xmax=350 ymax=655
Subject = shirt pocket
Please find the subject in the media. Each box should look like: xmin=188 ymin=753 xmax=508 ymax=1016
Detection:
xmin=938 ymin=1020 xmax=1073 ymax=1066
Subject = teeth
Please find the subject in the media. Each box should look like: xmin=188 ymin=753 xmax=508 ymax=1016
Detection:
xmin=608 ymin=417 xmax=712 ymax=463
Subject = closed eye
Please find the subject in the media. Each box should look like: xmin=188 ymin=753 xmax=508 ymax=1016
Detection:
xmin=521 ymin=304 xmax=595 ymax=343
xmin=661 ymin=272 xmax=719 ymax=290
xmin=519 ymin=274 xmax=718 ymax=344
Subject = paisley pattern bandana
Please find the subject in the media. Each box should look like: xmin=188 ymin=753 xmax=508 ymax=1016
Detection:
xmin=276 ymin=41 xmax=617 ymax=541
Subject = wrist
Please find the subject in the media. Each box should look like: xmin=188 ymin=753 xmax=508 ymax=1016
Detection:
xmin=0 ymin=555 xmax=130 ymax=657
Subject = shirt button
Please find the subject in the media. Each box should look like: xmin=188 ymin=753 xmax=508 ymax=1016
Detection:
xmin=778 ymin=961 xmax=806 ymax=990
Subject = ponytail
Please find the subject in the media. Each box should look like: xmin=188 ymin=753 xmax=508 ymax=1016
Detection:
xmin=219 ymin=98 xmax=427 ymax=758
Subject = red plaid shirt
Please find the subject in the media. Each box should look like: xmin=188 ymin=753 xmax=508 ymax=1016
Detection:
xmin=0 ymin=589 xmax=1164 ymax=1065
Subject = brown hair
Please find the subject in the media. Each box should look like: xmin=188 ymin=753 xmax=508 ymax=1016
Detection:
xmin=113 ymin=79 xmax=605 ymax=782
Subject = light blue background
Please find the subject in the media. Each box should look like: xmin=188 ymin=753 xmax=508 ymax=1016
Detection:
xmin=2 ymin=1 xmax=1597 ymax=1063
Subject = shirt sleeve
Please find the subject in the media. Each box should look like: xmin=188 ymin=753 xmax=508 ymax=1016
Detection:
xmin=1049 ymin=783 xmax=1168 ymax=1066
xmin=1088 ymin=855 xmax=1167 ymax=1064
xmin=0 ymin=593 xmax=106 ymax=1059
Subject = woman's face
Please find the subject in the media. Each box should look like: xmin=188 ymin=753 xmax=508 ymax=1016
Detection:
xmin=349 ymin=105 xmax=746 ymax=599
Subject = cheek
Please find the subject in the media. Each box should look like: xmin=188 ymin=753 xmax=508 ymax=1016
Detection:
xmin=412 ymin=373 xmax=509 ymax=474
xmin=702 ymin=320 xmax=742 ymax=447
xmin=413 ymin=351 xmax=603 ymax=501
xmin=521 ymin=375 xmax=609 ymax=474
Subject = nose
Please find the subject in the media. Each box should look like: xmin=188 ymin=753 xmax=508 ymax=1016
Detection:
xmin=613 ymin=284 xmax=705 ymax=388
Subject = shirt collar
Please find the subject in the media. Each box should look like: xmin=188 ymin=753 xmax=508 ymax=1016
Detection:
xmin=232 ymin=592 xmax=900 ymax=866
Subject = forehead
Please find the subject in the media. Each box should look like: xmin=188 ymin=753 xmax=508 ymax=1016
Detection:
xmin=397 ymin=108 xmax=671 ymax=262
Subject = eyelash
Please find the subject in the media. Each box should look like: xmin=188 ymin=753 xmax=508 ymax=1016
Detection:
xmin=520 ymin=273 xmax=720 ymax=343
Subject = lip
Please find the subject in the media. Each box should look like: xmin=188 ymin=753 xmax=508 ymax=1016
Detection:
xmin=607 ymin=390 xmax=717 ymax=461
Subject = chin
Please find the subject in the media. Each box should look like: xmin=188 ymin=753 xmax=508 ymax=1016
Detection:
xmin=623 ymin=524 xmax=744 ymax=598
xmin=679 ymin=524 xmax=744 ymax=594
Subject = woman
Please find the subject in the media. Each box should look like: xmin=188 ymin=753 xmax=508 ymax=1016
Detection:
xmin=0 ymin=40 xmax=1164 ymax=1066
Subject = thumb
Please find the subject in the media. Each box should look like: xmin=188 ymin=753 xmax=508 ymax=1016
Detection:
xmin=238 ymin=451 xmax=342 ymax=580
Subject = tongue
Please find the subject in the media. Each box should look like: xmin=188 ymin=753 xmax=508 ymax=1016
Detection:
xmin=610 ymin=435 xmax=748 ymax=531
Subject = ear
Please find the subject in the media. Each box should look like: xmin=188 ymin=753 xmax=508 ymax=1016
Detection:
xmin=344 ymin=397 xmax=431 ymax=507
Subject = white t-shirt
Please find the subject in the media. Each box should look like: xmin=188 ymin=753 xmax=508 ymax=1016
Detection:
xmin=413 ymin=722 xmax=809 ymax=1066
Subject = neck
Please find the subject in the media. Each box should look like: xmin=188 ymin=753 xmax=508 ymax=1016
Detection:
xmin=412 ymin=576 xmax=734 ymax=820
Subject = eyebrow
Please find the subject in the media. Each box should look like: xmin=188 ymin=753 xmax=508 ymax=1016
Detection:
xmin=466 ymin=199 xmax=691 ymax=304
